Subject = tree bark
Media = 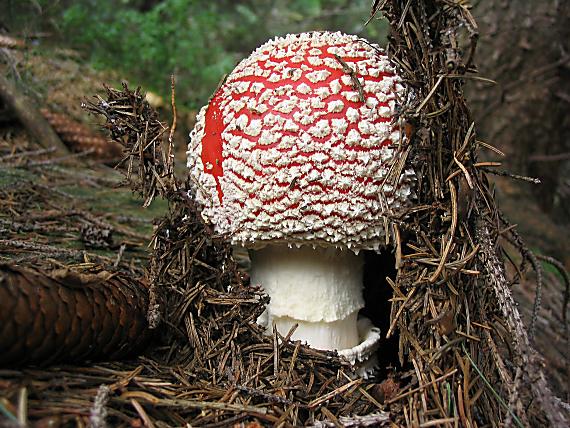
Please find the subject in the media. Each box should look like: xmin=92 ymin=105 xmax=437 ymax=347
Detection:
xmin=468 ymin=0 xmax=570 ymax=221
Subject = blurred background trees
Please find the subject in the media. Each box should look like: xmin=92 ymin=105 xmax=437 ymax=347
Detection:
xmin=0 ymin=0 xmax=387 ymax=109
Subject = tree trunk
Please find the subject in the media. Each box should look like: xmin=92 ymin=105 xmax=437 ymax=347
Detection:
xmin=468 ymin=0 xmax=570 ymax=221
xmin=469 ymin=0 xmax=570 ymax=402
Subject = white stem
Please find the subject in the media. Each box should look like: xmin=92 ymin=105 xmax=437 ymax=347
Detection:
xmin=249 ymin=245 xmax=365 ymax=350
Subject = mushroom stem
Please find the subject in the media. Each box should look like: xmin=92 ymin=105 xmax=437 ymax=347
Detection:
xmin=249 ymin=245 xmax=365 ymax=350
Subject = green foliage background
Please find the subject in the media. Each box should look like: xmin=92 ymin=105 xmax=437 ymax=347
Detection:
xmin=1 ymin=0 xmax=388 ymax=109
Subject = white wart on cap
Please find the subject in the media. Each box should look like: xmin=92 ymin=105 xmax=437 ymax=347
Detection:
xmin=187 ymin=31 xmax=415 ymax=366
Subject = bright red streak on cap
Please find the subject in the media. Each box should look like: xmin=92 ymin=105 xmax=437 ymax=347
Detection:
xmin=201 ymin=93 xmax=225 ymax=203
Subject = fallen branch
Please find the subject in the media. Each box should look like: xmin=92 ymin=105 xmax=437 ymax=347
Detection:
xmin=476 ymin=219 xmax=570 ymax=427
xmin=0 ymin=74 xmax=68 ymax=155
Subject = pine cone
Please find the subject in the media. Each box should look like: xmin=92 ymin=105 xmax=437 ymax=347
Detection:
xmin=40 ymin=108 xmax=123 ymax=162
xmin=0 ymin=264 xmax=152 ymax=366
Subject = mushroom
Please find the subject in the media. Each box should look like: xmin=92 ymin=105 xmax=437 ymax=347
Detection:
xmin=187 ymin=32 xmax=414 ymax=368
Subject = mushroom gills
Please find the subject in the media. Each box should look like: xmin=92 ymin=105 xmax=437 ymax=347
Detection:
xmin=250 ymin=245 xmax=375 ymax=352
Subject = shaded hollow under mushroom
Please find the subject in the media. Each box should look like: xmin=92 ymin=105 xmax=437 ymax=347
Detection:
xmin=187 ymin=31 xmax=415 ymax=370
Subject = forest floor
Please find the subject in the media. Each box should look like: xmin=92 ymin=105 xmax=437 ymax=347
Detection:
xmin=0 ymin=45 xmax=168 ymax=269
xmin=1 ymin=44 xmax=568 ymax=406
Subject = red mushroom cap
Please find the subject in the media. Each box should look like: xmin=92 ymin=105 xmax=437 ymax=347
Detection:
xmin=187 ymin=31 xmax=415 ymax=250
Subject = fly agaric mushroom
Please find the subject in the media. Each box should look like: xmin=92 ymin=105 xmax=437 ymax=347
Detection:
xmin=187 ymin=32 xmax=414 ymax=367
